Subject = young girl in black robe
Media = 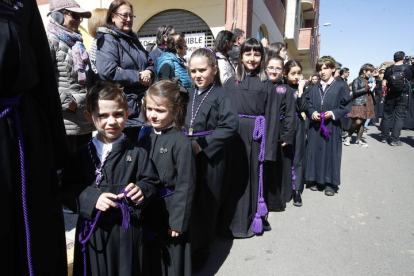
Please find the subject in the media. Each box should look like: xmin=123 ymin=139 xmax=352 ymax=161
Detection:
xmin=264 ymin=54 xmax=295 ymax=212
xmin=305 ymin=56 xmax=351 ymax=196
xmin=283 ymin=60 xmax=309 ymax=206
xmin=221 ymin=38 xmax=281 ymax=238
xmin=62 ymin=82 xmax=160 ymax=276
xmin=184 ymin=48 xmax=239 ymax=271
xmin=140 ymin=80 xmax=196 ymax=276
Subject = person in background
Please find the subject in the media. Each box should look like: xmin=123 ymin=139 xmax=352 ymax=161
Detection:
xmin=228 ymin=28 xmax=245 ymax=67
xmin=150 ymin=24 xmax=175 ymax=69
xmin=1 ymin=0 xmax=69 ymax=274
xmin=344 ymin=63 xmax=375 ymax=148
xmin=47 ymin=0 xmax=94 ymax=152
xmin=381 ymin=51 xmax=413 ymax=146
xmin=339 ymin=67 xmax=350 ymax=83
xmin=88 ymin=8 xmax=108 ymax=75
xmin=145 ymin=42 xmax=157 ymax=53
xmin=333 ymin=61 xmax=342 ymax=79
xmin=96 ymin=0 xmax=155 ymax=143
xmin=157 ymin=33 xmax=192 ymax=90
xmin=214 ymin=30 xmax=235 ymax=83
xmin=267 ymin=42 xmax=288 ymax=63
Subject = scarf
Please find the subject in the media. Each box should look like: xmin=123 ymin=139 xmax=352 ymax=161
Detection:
xmin=47 ymin=22 xmax=90 ymax=84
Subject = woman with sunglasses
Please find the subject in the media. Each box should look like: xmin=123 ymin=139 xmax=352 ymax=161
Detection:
xmin=47 ymin=0 xmax=94 ymax=153
xmin=96 ymin=0 xmax=155 ymax=143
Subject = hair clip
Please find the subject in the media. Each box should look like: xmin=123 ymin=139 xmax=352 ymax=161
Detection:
xmin=171 ymin=76 xmax=189 ymax=94
xmin=203 ymin=47 xmax=220 ymax=59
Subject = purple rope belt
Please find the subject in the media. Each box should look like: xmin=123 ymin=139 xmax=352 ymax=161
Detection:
xmin=183 ymin=129 xmax=214 ymax=136
xmin=1 ymin=94 xmax=34 ymax=276
xmin=78 ymin=189 xmax=132 ymax=276
xmin=157 ymin=187 xmax=175 ymax=198
xmin=238 ymin=114 xmax=268 ymax=234
xmin=319 ymin=113 xmax=332 ymax=139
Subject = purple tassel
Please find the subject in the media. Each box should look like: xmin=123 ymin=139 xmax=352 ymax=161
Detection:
xmin=320 ymin=113 xmax=332 ymax=139
xmin=251 ymin=213 xmax=263 ymax=234
xmin=257 ymin=197 xmax=268 ymax=217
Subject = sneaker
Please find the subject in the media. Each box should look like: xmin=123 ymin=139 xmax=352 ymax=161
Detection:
xmin=381 ymin=136 xmax=388 ymax=143
xmin=62 ymin=205 xmax=74 ymax=214
xmin=325 ymin=185 xmax=335 ymax=196
xmin=390 ymin=140 xmax=403 ymax=146
xmin=356 ymin=139 xmax=369 ymax=148
xmin=364 ymin=127 xmax=368 ymax=132
xmin=344 ymin=136 xmax=351 ymax=146
xmin=309 ymin=185 xmax=318 ymax=191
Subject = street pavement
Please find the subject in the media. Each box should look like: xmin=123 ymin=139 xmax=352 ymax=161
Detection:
xmin=64 ymin=125 xmax=414 ymax=276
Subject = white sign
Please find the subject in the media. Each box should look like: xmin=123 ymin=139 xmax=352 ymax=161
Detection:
xmin=139 ymin=33 xmax=206 ymax=60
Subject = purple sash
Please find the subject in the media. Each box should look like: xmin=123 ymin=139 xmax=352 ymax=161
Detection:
xmin=1 ymin=94 xmax=34 ymax=276
xmin=319 ymin=113 xmax=332 ymax=139
xmin=238 ymin=114 xmax=268 ymax=234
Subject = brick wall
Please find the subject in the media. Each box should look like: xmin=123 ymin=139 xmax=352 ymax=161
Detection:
xmin=225 ymin=0 xmax=252 ymax=36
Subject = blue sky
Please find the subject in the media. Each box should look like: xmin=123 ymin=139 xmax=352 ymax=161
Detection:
xmin=319 ymin=0 xmax=414 ymax=82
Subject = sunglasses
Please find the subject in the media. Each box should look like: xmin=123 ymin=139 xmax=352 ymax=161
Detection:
xmin=64 ymin=11 xmax=83 ymax=20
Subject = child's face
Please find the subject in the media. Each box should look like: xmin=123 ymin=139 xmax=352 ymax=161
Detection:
xmin=86 ymin=100 xmax=129 ymax=144
xmin=145 ymin=95 xmax=175 ymax=131
xmin=242 ymin=49 xmax=262 ymax=72
xmin=311 ymin=76 xmax=319 ymax=84
xmin=285 ymin=66 xmax=302 ymax=85
xmin=318 ymin=64 xmax=335 ymax=82
xmin=266 ymin=59 xmax=283 ymax=83
xmin=189 ymin=56 xmax=218 ymax=89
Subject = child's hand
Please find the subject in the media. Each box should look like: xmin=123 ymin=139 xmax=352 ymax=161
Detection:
xmin=324 ymin=111 xmax=333 ymax=120
xmin=121 ymin=183 xmax=144 ymax=204
xmin=95 ymin=193 xmax=119 ymax=211
xmin=281 ymin=141 xmax=288 ymax=147
xmin=168 ymin=229 xmax=182 ymax=237
xmin=312 ymin=111 xmax=320 ymax=121
xmin=191 ymin=140 xmax=201 ymax=154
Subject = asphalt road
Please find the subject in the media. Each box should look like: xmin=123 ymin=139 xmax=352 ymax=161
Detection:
xmin=65 ymin=125 xmax=414 ymax=276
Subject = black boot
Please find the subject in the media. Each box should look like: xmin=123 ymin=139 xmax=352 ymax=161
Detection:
xmin=292 ymin=190 xmax=302 ymax=207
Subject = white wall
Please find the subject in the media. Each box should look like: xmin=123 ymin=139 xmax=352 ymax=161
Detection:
xmin=251 ymin=0 xmax=284 ymax=44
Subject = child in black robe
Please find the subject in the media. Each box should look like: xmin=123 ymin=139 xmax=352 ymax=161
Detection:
xmin=283 ymin=60 xmax=308 ymax=206
xmin=184 ymin=48 xmax=239 ymax=271
xmin=263 ymin=54 xmax=295 ymax=212
xmin=305 ymin=56 xmax=351 ymax=196
xmin=222 ymin=38 xmax=281 ymax=238
xmin=62 ymin=82 xmax=160 ymax=276
xmin=139 ymin=80 xmax=196 ymax=276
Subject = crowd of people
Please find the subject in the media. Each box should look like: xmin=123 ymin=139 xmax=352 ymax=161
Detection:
xmin=2 ymin=0 xmax=414 ymax=275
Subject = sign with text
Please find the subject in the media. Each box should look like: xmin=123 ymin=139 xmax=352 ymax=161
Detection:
xmin=139 ymin=33 xmax=206 ymax=60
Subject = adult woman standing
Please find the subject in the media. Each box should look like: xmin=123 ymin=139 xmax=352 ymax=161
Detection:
xmin=149 ymin=24 xmax=175 ymax=69
xmin=47 ymin=0 xmax=94 ymax=152
xmin=96 ymin=0 xmax=155 ymax=142
xmin=214 ymin=30 xmax=235 ymax=84
xmin=343 ymin=63 xmax=375 ymax=147
xmin=157 ymin=33 xmax=192 ymax=90
xmin=87 ymin=8 xmax=108 ymax=75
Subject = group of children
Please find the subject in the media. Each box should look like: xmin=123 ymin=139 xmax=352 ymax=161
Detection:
xmin=62 ymin=38 xmax=351 ymax=275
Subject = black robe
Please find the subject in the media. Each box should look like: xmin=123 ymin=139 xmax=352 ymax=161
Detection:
xmin=265 ymin=84 xmax=295 ymax=211
xmin=221 ymin=75 xmax=281 ymax=238
xmin=305 ymin=80 xmax=351 ymax=185
xmin=139 ymin=128 xmax=196 ymax=276
xmin=184 ymin=84 xmax=239 ymax=251
xmin=0 ymin=1 xmax=69 ymax=275
xmin=403 ymin=86 xmax=414 ymax=129
xmin=62 ymin=140 xmax=160 ymax=276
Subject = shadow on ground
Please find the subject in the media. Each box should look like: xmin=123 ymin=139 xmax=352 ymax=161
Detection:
xmin=193 ymin=237 xmax=234 ymax=276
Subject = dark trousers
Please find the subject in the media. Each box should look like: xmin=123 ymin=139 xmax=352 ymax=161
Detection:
xmin=381 ymin=92 xmax=409 ymax=140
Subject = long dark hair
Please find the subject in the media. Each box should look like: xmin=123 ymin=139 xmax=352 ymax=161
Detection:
xmin=235 ymin=38 xmax=267 ymax=82
xmin=284 ymin=60 xmax=303 ymax=76
xmin=214 ymin=30 xmax=234 ymax=58
xmin=156 ymin=24 xmax=174 ymax=45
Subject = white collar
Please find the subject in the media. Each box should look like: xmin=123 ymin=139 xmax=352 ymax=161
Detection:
xmin=320 ymin=77 xmax=334 ymax=86
xmin=92 ymin=133 xmax=125 ymax=162
xmin=153 ymin=125 xmax=173 ymax=135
